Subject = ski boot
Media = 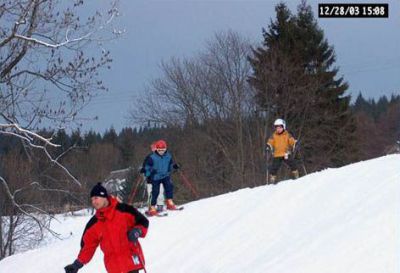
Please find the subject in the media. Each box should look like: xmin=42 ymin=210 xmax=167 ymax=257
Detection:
xmin=147 ymin=206 xmax=158 ymax=216
xmin=269 ymin=175 xmax=277 ymax=184
xmin=156 ymin=205 xmax=164 ymax=212
xmin=292 ymin=170 xmax=299 ymax=179
xmin=166 ymin=199 xmax=177 ymax=210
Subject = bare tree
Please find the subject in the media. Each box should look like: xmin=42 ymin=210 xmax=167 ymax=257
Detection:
xmin=129 ymin=31 xmax=262 ymax=192
xmin=0 ymin=0 xmax=120 ymax=258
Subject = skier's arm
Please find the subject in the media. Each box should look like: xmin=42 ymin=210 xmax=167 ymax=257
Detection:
xmin=141 ymin=154 xmax=152 ymax=173
xmin=267 ymin=137 xmax=274 ymax=151
xmin=117 ymin=203 xmax=149 ymax=237
xmin=77 ymin=217 xmax=100 ymax=265
xmin=168 ymin=156 xmax=174 ymax=172
xmin=144 ymin=157 xmax=154 ymax=178
xmin=267 ymin=137 xmax=274 ymax=147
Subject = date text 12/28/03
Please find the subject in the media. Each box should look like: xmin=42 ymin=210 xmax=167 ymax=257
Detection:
xmin=318 ymin=3 xmax=388 ymax=18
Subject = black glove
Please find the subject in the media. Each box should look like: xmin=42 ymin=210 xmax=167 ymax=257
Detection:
xmin=127 ymin=227 xmax=143 ymax=242
xmin=64 ymin=260 xmax=83 ymax=273
xmin=139 ymin=167 xmax=145 ymax=174
xmin=172 ymin=163 xmax=180 ymax=170
xmin=266 ymin=144 xmax=273 ymax=153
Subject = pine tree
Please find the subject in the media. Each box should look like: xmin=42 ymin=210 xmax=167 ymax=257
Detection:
xmin=248 ymin=1 xmax=358 ymax=170
xmin=53 ymin=129 xmax=72 ymax=150
xmin=376 ymin=96 xmax=389 ymax=119
xmin=118 ymin=128 xmax=136 ymax=168
xmin=70 ymin=129 xmax=83 ymax=146
xmin=353 ymin=93 xmax=371 ymax=114
xmin=83 ymin=130 xmax=101 ymax=148
xmin=103 ymin=127 xmax=118 ymax=146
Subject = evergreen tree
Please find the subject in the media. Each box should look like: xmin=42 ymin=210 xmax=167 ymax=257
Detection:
xmin=70 ymin=129 xmax=83 ymax=146
xmin=353 ymin=93 xmax=371 ymax=114
xmin=103 ymin=127 xmax=118 ymax=146
xmin=53 ymin=129 xmax=72 ymax=151
xmin=83 ymin=130 xmax=101 ymax=147
xmin=389 ymin=94 xmax=400 ymax=104
xmin=118 ymin=128 xmax=136 ymax=168
xmin=248 ymin=1 xmax=358 ymax=170
xmin=376 ymin=96 xmax=389 ymax=120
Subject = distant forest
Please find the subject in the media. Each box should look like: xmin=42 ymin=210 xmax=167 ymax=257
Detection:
xmin=1 ymin=93 xmax=398 ymax=210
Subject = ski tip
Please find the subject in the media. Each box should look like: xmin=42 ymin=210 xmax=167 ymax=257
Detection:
xmin=168 ymin=206 xmax=184 ymax=211
xmin=144 ymin=211 xmax=168 ymax=217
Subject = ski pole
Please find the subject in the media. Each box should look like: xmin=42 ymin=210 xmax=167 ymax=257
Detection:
xmin=265 ymin=144 xmax=273 ymax=184
xmin=296 ymin=147 xmax=308 ymax=175
xmin=178 ymin=170 xmax=200 ymax=199
xmin=128 ymin=175 xmax=145 ymax=205
xmin=265 ymin=146 xmax=270 ymax=184
xmin=171 ymin=155 xmax=199 ymax=198
xmin=291 ymin=139 xmax=307 ymax=175
xmin=139 ymin=182 xmax=148 ymax=208
xmin=292 ymin=139 xmax=300 ymax=158
xmin=138 ymin=254 xmax=147 ymax=273
xmin=134 ymin=241 xmax=147 ymax=273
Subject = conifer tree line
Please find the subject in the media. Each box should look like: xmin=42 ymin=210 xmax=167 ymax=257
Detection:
xmin=0 ymin=1 xmax=399 ymax=232
xmin=1 ymin=91 xmax=398 ymax=212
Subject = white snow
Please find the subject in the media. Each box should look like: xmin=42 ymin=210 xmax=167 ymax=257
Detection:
xmin=0 ymin=155 xmax=399 ymax=273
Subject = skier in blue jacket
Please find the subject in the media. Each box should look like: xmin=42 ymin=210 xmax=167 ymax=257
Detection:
xmin=144 ymin=140 xmax=179 ymax=216
xmin=140 ymin=142 xmax=165 ymax=212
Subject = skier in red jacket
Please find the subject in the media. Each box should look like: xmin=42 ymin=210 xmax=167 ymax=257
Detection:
xmin=64 ymin=183 xmax=149 ymax=273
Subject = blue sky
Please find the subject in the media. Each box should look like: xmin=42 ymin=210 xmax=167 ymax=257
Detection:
xmin=80 ymin=0 xmax=400 ymax=132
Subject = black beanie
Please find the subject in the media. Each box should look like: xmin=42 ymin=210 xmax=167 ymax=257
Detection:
xmin=90 ymin=183 xmax=108 ymax=198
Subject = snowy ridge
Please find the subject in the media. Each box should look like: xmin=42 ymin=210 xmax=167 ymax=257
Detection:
xmin=0 ymin=155 xmax=399 ymax=273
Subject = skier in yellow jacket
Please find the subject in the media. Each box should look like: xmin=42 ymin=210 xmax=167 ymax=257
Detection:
xmin=266 ymin=118 xmax=299 ymax=183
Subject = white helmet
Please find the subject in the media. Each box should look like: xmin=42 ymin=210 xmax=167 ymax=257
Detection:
xmin=274 ymin=118 xmax=286 ymax=130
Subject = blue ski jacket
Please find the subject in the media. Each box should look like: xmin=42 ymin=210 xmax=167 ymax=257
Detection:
xmin=144 ymin=151 xmax=174 ymax=181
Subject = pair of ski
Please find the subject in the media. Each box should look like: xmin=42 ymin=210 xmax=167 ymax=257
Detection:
xmin=144 ymin=206 xmax=184 ymax=217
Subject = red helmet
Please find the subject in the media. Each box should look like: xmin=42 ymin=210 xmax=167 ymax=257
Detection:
xmin=155 ymin=140 xmax=167 ymax=149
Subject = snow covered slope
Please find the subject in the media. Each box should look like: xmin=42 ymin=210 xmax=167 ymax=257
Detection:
xmin=1 ymin=155 xmax=399 ymax=273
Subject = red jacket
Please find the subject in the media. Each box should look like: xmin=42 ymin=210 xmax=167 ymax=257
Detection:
xmin=77 ymin=197 xmax=149 ymax=273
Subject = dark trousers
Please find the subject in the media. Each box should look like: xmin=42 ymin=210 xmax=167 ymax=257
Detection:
xmin=151 ymin=176 xmax=173 ymax=206
xmin=269 ymin=156 xmax=297 ymax=175
xmin=128 ymin=271 xmax=139 ymax=273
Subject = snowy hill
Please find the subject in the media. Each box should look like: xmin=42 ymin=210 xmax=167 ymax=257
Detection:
xmin=0 ymin=155 xmax=399 ymax=273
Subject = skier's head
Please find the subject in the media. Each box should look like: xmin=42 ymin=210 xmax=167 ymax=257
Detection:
xmin=155 ymin=140 xmax=167 ymax=155
xmin=274 ymin=118 xmax=286 ymax=133
xmin=90 ymin=183 xmax=109 ymax=209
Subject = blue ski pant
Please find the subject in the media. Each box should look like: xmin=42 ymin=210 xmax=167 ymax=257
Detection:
xmin=151 ymin=176 xmax=173 ymax=206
